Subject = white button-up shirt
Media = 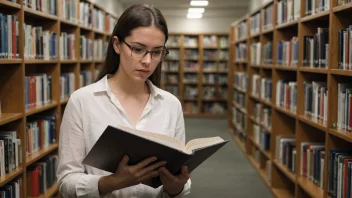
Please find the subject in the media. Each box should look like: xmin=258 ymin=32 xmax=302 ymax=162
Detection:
xmin=57 ymin=75 xmax=191 ymax=198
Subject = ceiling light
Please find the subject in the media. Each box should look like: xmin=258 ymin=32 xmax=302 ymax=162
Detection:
xmin=188 ymin=8 xmax=205 ymax=13
xmin=190 ymin=1 xmax=209 ymax=6
xmin=187 ymin=13 xmax=203 ymax=18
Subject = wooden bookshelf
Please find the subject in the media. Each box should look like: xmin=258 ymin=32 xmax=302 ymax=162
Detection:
xmin=228 ymin=0 xmax=352 ymax=197
xmin=0 ymin=0 xmax=119 ymax=196
xmin=161 ymin=33 xmax=229 ymax=117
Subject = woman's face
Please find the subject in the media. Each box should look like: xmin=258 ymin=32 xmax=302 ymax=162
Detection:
xmin=113 ymin=26 xmax=166 ymax=83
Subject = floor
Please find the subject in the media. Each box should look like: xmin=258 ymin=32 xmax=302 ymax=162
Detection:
xmin=184 ymin=118 xmax=273 ymax=198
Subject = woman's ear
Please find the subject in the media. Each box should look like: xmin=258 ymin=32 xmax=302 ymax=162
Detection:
xmin=112 ymin=36 xmax=121 ymax=54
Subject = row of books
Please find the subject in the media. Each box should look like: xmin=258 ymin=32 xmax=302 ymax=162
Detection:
xmin=165 ymin=86 xmax=178 ymax=96
xmin=251 ymin=75 xmax=272 ymax=102
xmin=277 ymin=0 xmax=300 ymax=25
xmin=250 ymin=42 xmax=261 ymax=65
xmin=60 ymin=0 xmax=78 ymax=22
xmin=27 ymin=155 xmax=58 ymax=197
xmin=60 ymin=72 xmax=75 ymax=100
xmin=233 ymin=107 xmax=247 ymax=132
xmin=305 ymin=0 xmax=329 ymax=16
xmin=80 ymin=36 xmax=93 ymax=60
xmin=203 ymin=74 xmax=227 ymax=84
xmin=234 ymin=91 xmax=246 ymax=109
xmin=165 ymin=36 xmax=228 ymax=49
xmin=337 ymin=83 xmax=352 ymax=131
xmin=0 ymin=14 xmax=19 ymax=59
xmin=234 ymin=72 xmax=248 ymax=91
xmin=166 ymin=36 xmax=180 ymax=47
xmin=235 ymin=21 xmax=247 ymax=40
xmin=235 ymin=43 xmax=247 ymax=61
xmin=24 ymin=0 xmax=57 ymax=15
xmin=183 ymin=102 xmax=198 ymax=114
xmin=92 ymin=7 xmax=105 ymax=32
xmin=163 ymin=74 xmax=178 ymax=84
xmin=93 ymin=39 xmax=108 ymax=60
xmin=275 ymin=136 xmax=296 ymax=173
xmin=263 ymin=42 xmax=273 ymax=64
xmin=202 ymin=50 xmax=228 ymax=61
xmin=0 ymin=131 xmax=21 ymax=176
xmin=262 ymin=108 xmax=272 ymax=129
xmin=253 ymin=124 xmax=271 ymax=151
xmin=183 ymin=74 xmax=198 ymax=84
xmin=80 ymin=70 xmax=93 ymax=87
xmin=26 ymin=114 xmax=57 ymax=156
xmin=184 ymin=50 xmax=198 ymax=60
xmin=166 ymin=49 xmax=180 ymax=60
xmin=263 ymin=4 xmax=273 ymax=30
xmin=254 ymin=103 xmax=261 ymax=121
xmin=277 ymin=37 xmax=299 ymax=66
xmin=162 ymin=62 xmax=179 ymax=72
xmin=303 ymin=81 xmax=328 ymax=122
xmin=202 ymin=103 xmax=227 ymax=114
xmin=203 ymin=35 xmax=218 ymax=48
xmin=250 ymin=12 xmax=260 ymax=35
xmin=0 ymin=177 xmax=21 ymax=198
xmin=338 ymin=27 xmax=352 ymax=70
xmin=79 ymin=2 xmax=92 ymax=27
xmin=60 ymin=32 xmax=75 ymax=60
xmin=184 ymin=86 xmax=198 ymax=99
xmin=184 ymin=62 xmax=199 ymax=72
xmin=276 ymin=80 xmax=297 ymax=112
xmin=202 ymin=86 xmax=228 ymax=100
xmin=24 ymin=25 xmax=57 ymax=60
xmin=25 ymin=74 xmax=52 ymax=110
xmin=303 ymin=28 xmax=329 ymax=68
xmin=184 ymin=36 xmax=198 ymax=48
xmin=300 ymin=142 xmax=325 ymax=188
xmin=337 ymin=0 xmax=352 ymax=6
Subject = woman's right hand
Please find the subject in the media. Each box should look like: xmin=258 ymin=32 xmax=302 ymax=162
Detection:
xmin=98 ymin=155 xmax=167 ymax=195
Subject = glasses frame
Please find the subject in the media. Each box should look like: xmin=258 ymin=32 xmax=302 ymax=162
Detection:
xmin=122 ymin=40 xmax=169 ymax=61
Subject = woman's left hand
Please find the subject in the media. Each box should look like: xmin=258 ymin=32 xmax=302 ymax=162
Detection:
xmin=159 ymin=165 xmax=191 ymax=197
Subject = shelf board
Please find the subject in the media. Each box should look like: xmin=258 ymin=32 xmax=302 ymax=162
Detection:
xmin=184 ymin=58 xmax=199 ymax=61
xmin=273 ymin=159 xmax=296 ymax=183
xmin=162 ymin=70 xmax=179 ymax=73
xmin=183 ymin=98 xmax=198 ymax=101
xmin=0 ymin=59 xmax=22 ymax=64
xmin=25 ymin=59 xmax=57 ymax=64
xmin=276 ymin=20 xmax=299 ymax=30
xmin=235 ymin=37 xmax=247 ymax=43
xmin=183 ymin=70 xmax=198 ymax=73
xmin=166 ymin=46 xmax=181 ymax=49
xmin=274 ymin=105 xmax=297 ymax=119
xmin=262 ymin=28 xmax=274 ymax=35
xmin=261 ymin=98 xmax=272 ymax=107
xmin=60 ymin=18 xmax=79 ymax=27
xmin=301 ymin=10 xmax=330 ymax=22
xmin=28 ymin=183 xmax=58 ymax=198
xmin=0 ymin=167 xmax=23 ymax=187
xmin=250 ymin=94 xmax=261 ymax=102
xmin=25 ymin=101 xmax=58 ymax=116
xmin=251 ymin=64 xmax=261 ymax=68
xmin=26 ymin=143 xmax=59 ymax=167
xmin=249 ymin=115 xmax=260 ymax=125
xmin=197 ymin=113 xmax=228 ymax=118
xmin=250 ymin=136 xmax=271 ymax=159
xmin=203 ymin=70 xmax=218 ymax=73
xmin=60 ymin=59 xmax=78 ymax=64
xmin=233 ymin=101 xmax=247 ymax=114
xmin=299 ymin=67 xmax=328 ymax=74
xmin=95 ymin=59 xmax=104 ymax=63
xmin=275 ymin=65 xmax=297 ymax=71
xmin=333 ymin=3 xmax=352 ymax=13
xmin=24 ymin=7 xmax=58 ymax=21
xmin=80 ymin=25 xmax=93 ymax=31
xmin=232 ymin=131 xmax=246 ymax=152
xmin=261 ymin=124 xmax=272 ymax=133
xmin=298 ymin=115 xmax=328 ymax=133
xmin=248 ymin=156 xmax=272 ymax=189
xmin=235 ymin=60 xmax=248 ymax=64
xmin=262 ymin=64 xmax=273 ymax=69
xmin=329 ymin=128 xmax=352 ymax=143
xmin=233 ymin=86 xmax=247 ymax=94
xmin=203 ymin=46 xmax=218 ymax=49
xmin=330 ymin=69 xmax=352 ymax=77
xmin=80 ymin=59 xmax=94 ymax=63
xmin=202 ymin=99 xmax=227 ymax=102
xmin=297 ymin=176 xmax=324 ymax=198
xmin=0 ymin=1 xmax=21 ymax=9
xmin=0 ymin=113 xmax=23 ymax=126
xmin=272 ymin=188 xmax=294 ymax=198
xmin=60 ymin=98 xmax=69 ymax=105
xmin=94 ymin=29 xmax=106 ymax=35
xmin=250 ymin=32 xmax=261 ymax=38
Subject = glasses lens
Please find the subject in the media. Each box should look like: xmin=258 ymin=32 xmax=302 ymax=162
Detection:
xmin=151 ymin=49 xmax=168 ymax=61
xmin=131 ymin=47 xmax=147 ymax=58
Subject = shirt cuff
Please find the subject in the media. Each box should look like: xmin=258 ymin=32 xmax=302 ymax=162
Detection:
xmin=162 ymin=179 xmax=191 ymax=198
xmin=76 ymin=174 xmax=112 ymax=198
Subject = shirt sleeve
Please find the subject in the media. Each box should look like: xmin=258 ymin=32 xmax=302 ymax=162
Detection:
xmin=159 ymin=101 xmax=191 ymax=197
xmin=56 ymin=96 xmax=110 ymax=198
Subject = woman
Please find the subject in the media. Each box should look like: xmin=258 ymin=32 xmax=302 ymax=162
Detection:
xmin=57 ymin=4 xmax=191 ymax=198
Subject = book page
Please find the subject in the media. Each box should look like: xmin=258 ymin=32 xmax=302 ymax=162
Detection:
xmin=185 ymin=137 xmax=225 ymax=152
xmin=117 ymin=126 xmax=187 ymax=152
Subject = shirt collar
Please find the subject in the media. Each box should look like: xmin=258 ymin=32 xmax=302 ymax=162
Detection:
xmin=93 ymin=74 xmax=164 ymax=99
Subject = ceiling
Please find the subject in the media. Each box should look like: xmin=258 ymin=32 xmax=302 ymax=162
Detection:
xmin=119 ymin=0 xmax=249 ymax=19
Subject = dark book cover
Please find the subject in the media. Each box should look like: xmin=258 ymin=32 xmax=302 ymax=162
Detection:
xmin=82 ymin=125 xmax=229 ymax=188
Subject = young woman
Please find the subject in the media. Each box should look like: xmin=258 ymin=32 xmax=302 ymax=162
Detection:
xmin=57 ymin=4 xmax=191 ymax=198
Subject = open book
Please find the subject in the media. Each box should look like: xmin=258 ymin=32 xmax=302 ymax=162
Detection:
xmin=82 ymin=125 xmax=229 ymax=188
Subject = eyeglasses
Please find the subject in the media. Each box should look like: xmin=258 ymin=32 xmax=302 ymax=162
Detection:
xmin=122 ymin=40 xmax=169 ymax=61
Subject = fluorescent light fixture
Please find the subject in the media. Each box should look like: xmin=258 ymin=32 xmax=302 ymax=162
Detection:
xmin=190 ymin=1 xmax=209 ymax=6
xmin=187 ymin=13 xmax=203 ymax=18
xmin=188 ymin=8 xmax=205 ymax=13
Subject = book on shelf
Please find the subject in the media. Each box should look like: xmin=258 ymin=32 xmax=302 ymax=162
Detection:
xmin=83 ymin=125 xmax=229 ymax=188
xmin=337 ymin=83 xmax=352 ymax=131
xmin=338 ymin=26 xmax=352 ymax=70
xmin=303 ymin=28 xmax=329 ymax=68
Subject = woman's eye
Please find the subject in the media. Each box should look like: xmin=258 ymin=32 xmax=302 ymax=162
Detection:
xmin=152 ymin=50 xmax=162 ymax=55
xmin=132 ymin=47 xmax=145 ymax=54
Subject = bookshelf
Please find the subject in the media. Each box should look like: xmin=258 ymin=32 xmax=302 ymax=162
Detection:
xmin=0 ymin=0 xmax=118 ymax=197
xmin=228 ymin=0 xmax=352 ymax=197
xmin=162 ymin=33 xmax=229 ymax=118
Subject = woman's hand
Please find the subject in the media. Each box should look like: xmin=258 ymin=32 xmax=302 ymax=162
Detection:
xmin=98 ymin=155 xmax=167 ymax=195
xmin=159 ymin=165 xmax=191 ymax=197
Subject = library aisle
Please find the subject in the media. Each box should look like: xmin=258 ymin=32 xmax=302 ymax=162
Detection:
xmin=185 ymin=118 xmax=272 ymax=198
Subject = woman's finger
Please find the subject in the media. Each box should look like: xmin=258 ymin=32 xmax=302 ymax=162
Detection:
xmin=159 ymin=167 xmax=175 ymax=182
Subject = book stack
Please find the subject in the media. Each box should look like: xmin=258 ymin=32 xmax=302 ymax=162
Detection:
xmin=0 ymin=13 xmax=19 ymax=59
xmin=252 ymin=74 xmax=260 ymax=97
xmin=236 ymin=43 xmax=247 ymax=62
xmin=234 ymin=91 xmax=246 ymax=109
xmin=277 ymin=0 xmax=300 ymax=25
xmin=60 ymin=72 xmax=75 ymax=100
xmin=60 ymin=0 xmax=78 ymax=22
xmin=235 ymin=21 xmax=247 ymax=40
xmin=80 ymin=35 xmax=93 ymax=60
xmin=23 ymin=0 xmax=57 ymax=15
xmin=276 ymin=80 xmax=297 ymax=112
xmin=25 ymin=74 xmax=52 ymax=110
xmin=277 ymin=37 xmax=299 ymax=67
xmin=0 ymin=177 xmax=22 ymax=197
xmin=337 ymin=83 xmax=352 ymax=131
xmin=80 ymin=70 xmax=93 ymax=87
xmin=234 ymin=72 xmax=248 ymax=91
xmin=250 ymin=12 xmax=260 ymax=36
xmin=305 ymin=0 xmax=329 ymax=16
xmin=261 ymin=78 xmax=272 ymax=102
xmin=338 ymin=26 xmax=352 ymax=70
xmin=275 ymin=136 xmax=296 ymax=173
xmin=263 ymin=42 xmax=273 ymax=64
xmin=79 ymin=1 xmax=92 ymax=27
xmin=303 ymin=28 xmax=329 ymax=68
xmin=261 ymin=108 xmax=272 ymax=130
xmin=263 ymin=4 xmax=273 ymax=30
xmin=303 ymin=81 xmax=328 ymax=122
xmin=0 ymin=131 xmax=22 ymax=176
xmin=60 ymin=32 xmax=75 ymax=60
xmin=250 ymin=42 xmax=261 ymax=65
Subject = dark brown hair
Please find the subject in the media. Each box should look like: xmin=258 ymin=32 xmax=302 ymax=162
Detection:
xmin=95 ymin=4 xmax=168 ymax=87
